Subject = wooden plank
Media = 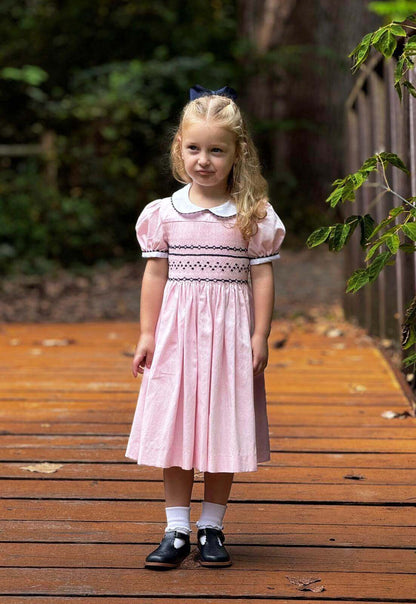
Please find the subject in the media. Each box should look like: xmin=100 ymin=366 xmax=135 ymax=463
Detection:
xmin=4 ymin=600 xmax=410 ymax=604
xmin=1 ymin=500 xmax=414 ymax=525
xmin=2 ymin=568 xmax=416 ymax=599
xmin=2 ymin=415 xmax=415 ymax=432
xmin=4 ymin=423 xmax=416 ymax=438
xmin=5 ymin=462 xmax=416 ymax=484
xmin=2 ymin=520 xmax=415 ymax=548
xmin=3 ymin=433 xmax=416 ymax=451
xmin=2 ymin=478 xmax=416 ymax=503
xmin=2 ymin=543 xmax=416 ymax=573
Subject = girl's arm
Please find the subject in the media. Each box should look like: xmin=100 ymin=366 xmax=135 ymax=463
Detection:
xmin=250 ymin=262 xmax=275 ymax=376
xmin=132 ymin=258 xmax=168 ymax=377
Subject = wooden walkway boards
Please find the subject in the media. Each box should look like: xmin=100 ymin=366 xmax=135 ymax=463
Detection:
xmin=1 ymin=320 xmax=416 ymax=602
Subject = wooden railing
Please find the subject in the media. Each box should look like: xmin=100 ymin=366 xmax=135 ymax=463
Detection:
xmin=345 ymin=56 xmax=416 ymax=341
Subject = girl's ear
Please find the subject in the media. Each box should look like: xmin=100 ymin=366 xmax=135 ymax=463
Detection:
xmin=177 ymin=135 xmax=183 ymax=158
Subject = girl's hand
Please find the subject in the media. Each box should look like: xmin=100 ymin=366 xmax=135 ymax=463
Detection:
xmin=132 ymin=334 xmax=155 ymax=377
xmin=251 ymin=333 xmax=269 ymax=376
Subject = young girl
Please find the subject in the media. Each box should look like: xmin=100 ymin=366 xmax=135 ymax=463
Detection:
xmin=125 ymin=85 xmax=286 ymax=570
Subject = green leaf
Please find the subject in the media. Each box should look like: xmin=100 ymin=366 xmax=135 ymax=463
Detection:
xmin=389 ymin=24 xmax=407 ymax=36
xmin=402 ymin=222 xmax=416 ymax=241
xmin=369 ymin=215 xmax=397 ymax=239
xmin=389 ymin=205 xmax=406 ymax=217
xmin=367 ymin=250 xmax=393 ymax=283
xmin=372 ymin=25 xmax=389 ymax=44
xmin=360 ymin=214 xmax=376 ymax=246
xmin=374 ymin=30 xmax=397 ymax=58
xmin=386 ymin=232 xmax=400 ymax=253
xmin=350 ymin=32 xmax=373 ymax=72
xmin=403 ymin=80 xmax=416 ymax=97
xmin=394 ymin=80 xmax=403 ymax=101
xmin=404 ymin=35 xmax=416 ymax=54
xmin=403 ymin=328 xmax=416 ymax=350
xmin=394 ymin=55 xmax=405 ymax=84
xmin=399 ymin=243 xmax=416 ymax=252
xmin=306 ymin=226 xmax=332 ymax=248
xmin=366 ymin=239 xmax=386 ymax=261
xmin=378 ymin=152 xmax=409 ymax=174
xmin=332 ymin=223 xmax=352 ymax=251
xmin=403 ymin=351 xmax=416 ymax=368
xmin=346 ymin=268 xmax=370 ymax=293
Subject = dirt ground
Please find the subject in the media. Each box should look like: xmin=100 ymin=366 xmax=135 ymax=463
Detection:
xmin=0 ymin=248 xmax=346 ymax=324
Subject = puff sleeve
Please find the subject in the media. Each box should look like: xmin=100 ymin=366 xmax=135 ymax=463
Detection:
xmin=135 ymin=199 xmax=168 ymax=259
xmin=248 ymin=202 xmax=286 ymax=265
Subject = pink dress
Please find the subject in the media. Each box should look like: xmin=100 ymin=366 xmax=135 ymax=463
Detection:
xmin=125 ymin=183 xmax=286 ymax=473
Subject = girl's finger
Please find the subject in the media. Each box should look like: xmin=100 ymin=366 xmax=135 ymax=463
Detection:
xmin=132 ymin=354 xmax=145 ymax=377
xmin=146 ymin=351 xmax=153 ymax=369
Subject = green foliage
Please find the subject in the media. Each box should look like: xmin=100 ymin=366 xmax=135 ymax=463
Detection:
xmin=306 ymin=153 xmax=416 ymax=300
xmin=325 ymin=153 xmax=408 ymax=208
xmin=0 ymin=65 xmax=48 ymax=86
xmin=0 ymin=161 xmax=104 ymax=274
xmin=349 ymin=15 xmax=416 ymax=99
xmin=310 ymin=6 xmax=416 ymax=372
xmin=0 ymin=0 xmax=244 ymax=274
xmin=368 ymin=1 xmax=416 ymax=21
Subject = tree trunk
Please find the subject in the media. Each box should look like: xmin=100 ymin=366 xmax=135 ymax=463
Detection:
xmin=238 ymin=0 xmax=380 ymax=238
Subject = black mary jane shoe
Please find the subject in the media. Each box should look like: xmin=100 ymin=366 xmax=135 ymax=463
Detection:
xmin=145 ymin=530 xmax=190 ymax=570
xmin=197 ymin=528 xmax=232 ymax=567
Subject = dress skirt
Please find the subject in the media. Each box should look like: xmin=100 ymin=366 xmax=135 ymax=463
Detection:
xmin=125 ymin=279 xmax=271 ymax=473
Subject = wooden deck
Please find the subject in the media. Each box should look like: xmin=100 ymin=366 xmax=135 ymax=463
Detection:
xmin=1 ymin=320 xmax=416 ymax=602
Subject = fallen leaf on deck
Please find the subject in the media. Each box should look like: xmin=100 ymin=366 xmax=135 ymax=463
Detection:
xmin=349 ymin=384 xmax=367 ymax=393
xmin=38 ymin=339 xmax=75 ymax=347
xmin=381 ymin=410 xmax=411 ymax=420
xmin=272 ymin=337 xmax=288 ymax=349
xmin=286 ymin=576 xmax=326 ymax=592
xmin=344 ymin=473 xmax=365 ymax=481
xmin=326 ymin=328 xmax=344 ymax=338
xmin=20 ymin=462 xmax=63 ymax=474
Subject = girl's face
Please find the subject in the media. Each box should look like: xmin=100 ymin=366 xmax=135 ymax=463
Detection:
xmin=180 ymin=120 xmax=236 ymax=194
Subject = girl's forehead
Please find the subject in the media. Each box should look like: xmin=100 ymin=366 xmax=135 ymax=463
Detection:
xmin=181 ymin=120 xmax=236 ymax=143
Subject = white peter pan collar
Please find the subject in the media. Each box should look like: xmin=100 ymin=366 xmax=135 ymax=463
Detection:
xmin=171 ymin=184 xmax=237 ymax=217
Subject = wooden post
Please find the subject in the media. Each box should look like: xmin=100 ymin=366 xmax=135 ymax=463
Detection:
xmin=40 ymin=130 xmax=58 ymax=188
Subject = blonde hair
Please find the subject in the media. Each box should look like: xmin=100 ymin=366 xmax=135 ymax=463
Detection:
xmin=170 ymin=94 xmax=268 ymax=240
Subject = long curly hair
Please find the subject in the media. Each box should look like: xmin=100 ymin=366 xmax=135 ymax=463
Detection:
xmin=170 ymin=95 xmax=268 ymax=240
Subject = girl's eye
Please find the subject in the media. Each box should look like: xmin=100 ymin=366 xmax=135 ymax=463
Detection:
xmin=187 ymin=145 xmax=198 ymax=151
xmin=212 ymin=148 xmax=223 ymax=153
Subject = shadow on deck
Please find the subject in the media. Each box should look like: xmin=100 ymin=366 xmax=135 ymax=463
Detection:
xmin=0 ymin=320 xmax=415 ymax=601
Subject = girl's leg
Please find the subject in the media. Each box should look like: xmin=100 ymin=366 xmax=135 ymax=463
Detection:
xmin=203 ymin=471 xmax=234 ymax=504
xmin=163 ymin=466 xmax=194 ymax=506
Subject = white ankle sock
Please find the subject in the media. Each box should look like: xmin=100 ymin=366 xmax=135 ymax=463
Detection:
xmin=196 ymin=501 xmax=227 ymax=535
xmin=165 ymin=506 xmax=191 ymax=549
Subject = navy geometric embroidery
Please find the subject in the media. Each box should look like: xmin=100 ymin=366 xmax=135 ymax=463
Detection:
xmin=168 ymin=277 xmax=248 ymax=284
xmin=169 ymin=258 xmax=248 ymax=274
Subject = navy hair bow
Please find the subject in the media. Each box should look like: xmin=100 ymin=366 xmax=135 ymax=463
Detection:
xmin=189 ymin=85 xmax=237 ymax=102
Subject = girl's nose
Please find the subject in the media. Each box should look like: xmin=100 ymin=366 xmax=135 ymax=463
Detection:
xmin=198 ymin=154 xmax=210 ymax=166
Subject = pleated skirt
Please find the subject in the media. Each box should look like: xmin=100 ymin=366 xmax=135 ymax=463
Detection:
xmin=125 ymin=279 xmax=270 ymax=472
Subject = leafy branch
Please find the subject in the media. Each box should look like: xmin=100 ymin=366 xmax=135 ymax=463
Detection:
xmin=306 ymin=153 xmax=416 ymax=367
xmin=349 ymin=15 xmax=416 ymax=99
